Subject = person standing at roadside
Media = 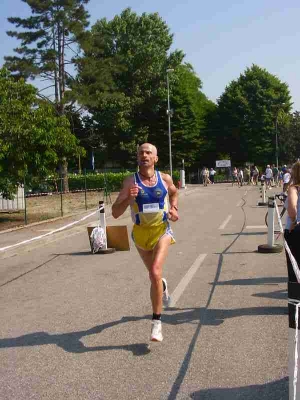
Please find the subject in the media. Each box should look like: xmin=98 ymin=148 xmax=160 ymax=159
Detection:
xmin=112 ymin=143 xmax=178 ymax=342
xmin=252 ymin=165 xmax=259 ymax=185
xmin=265 ymin=164 xmax=273 ymax=189
xmin=201 ymin=167 xmax=206 ymax=186
xmin=279 ymin=168 xmax=284 ymax=187
xmin=244 ymin=166 xmax=250 ymax=185
xmin=209 ymin=168 xmax=216 ymax=184
xmin=203 ymin=167 xmax=210 ymax=186
xmin=232 ymin=167 xmax=238 ymax=186
xmin=238 ymin=168 xmax=244 ymax=187
xmin=283 ymin=167 xmax=291 ymax=194
xmin=272 ymin=164 xmax=279 ymax=187
xmin=284 ymin=161 xmax=300 ymax=282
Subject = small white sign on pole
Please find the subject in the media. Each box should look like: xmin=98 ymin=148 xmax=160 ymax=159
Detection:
xmin=216 ymin=160 xmax=231 ymax=168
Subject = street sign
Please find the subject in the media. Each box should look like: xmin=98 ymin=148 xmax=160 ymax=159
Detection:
xmin=216 ymin=160 xmax=231 ymax=168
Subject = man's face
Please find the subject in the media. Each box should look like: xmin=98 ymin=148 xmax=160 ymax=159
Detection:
xmin=137 ymin=144 xmax=158 ymax=167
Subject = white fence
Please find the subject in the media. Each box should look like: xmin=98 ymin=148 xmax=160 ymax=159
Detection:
xmin=0 ymin=187 xmax=25 ymax=211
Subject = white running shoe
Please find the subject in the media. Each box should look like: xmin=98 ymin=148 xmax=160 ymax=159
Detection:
xmin=162 ymin=278 xmax=171 ymax=308
xmin=151 ymin=320 xmax=163 ymax=342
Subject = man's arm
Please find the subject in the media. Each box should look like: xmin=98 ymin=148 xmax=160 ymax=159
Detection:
xmin=162 ymin=173 xmax=178 ymax=222
xmin=112 ymin=176 xmax=135 ymax=219
xmin=288 ymin=185 xmax=298 ymax=227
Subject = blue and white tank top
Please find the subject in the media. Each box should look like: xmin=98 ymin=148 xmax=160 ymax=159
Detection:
xmin=130 ymin=171 xmax=168 ymax=226
xmin=286 ymin=187 xmax=300 ymax=230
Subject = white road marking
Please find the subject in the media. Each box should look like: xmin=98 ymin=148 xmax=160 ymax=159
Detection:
xmin=219 ymin=215 xmax=232 ymax=230
xmin=244 ymin=190 xmax=248 ymax=196
xmin=246 ymin=225 xmax=266 ymax=229
xmin=236 ymin=200 xmax=243 ymax=207
xmin=169 ymin=254 xmax=207 ymax=307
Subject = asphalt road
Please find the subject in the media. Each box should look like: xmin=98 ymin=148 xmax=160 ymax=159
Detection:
xmin=0 ymin=184 xmax=289 ymax=400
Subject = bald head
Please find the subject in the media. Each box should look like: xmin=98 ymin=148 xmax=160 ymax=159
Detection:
xmin=138 ymin=143 xmax=157 ymax=156
xmin=137 ymin=143 xmax=158 ymax=167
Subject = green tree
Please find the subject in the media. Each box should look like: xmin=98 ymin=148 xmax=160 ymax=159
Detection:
xmin=5 ymin=0 xmax=90 ymax=189
xmin=0 ymin=69 xmax=83 ymax=198
xmin=277 ymin=111 xmax=300 ymax=164
xmin=159 ymin=63 xmax=215 ymax=168
xmin=216 ymin=64 xmax=292 ymax=165
xmin=73 ymin=8 xmax=184 ymax=167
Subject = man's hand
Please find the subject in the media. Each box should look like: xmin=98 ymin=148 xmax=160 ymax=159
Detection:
xmin=128 ymin=184 xmax=141 ymax=199
xmin=168 ymin=206 xmax=179 ymax=222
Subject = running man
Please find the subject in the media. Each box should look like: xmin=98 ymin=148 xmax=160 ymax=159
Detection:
xmin=112 ymin=143 xmax=179 ymax=342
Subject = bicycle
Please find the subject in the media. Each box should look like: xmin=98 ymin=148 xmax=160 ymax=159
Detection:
xmin=265 ymin=193 xmax=287 ymax=227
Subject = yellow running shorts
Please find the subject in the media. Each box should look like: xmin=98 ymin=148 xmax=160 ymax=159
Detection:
xmin=132 ymin=222 xmax=175 ymax=251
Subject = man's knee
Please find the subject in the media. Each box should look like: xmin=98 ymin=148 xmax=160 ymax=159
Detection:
xmin=149 ymin=266 xmax=162 ymax=284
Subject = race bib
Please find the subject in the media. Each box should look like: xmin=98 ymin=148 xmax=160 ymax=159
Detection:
xmin=143 ymin=203 xmax=160 ymax=213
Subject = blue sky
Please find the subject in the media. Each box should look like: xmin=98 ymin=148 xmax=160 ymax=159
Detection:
xmin=1 ymin=0 xmax=300 ymax=109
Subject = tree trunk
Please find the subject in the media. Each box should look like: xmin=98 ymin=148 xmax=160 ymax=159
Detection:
xmin=60 ymin=157 xmax=69 ymax=192
xmin=52 ymin=26 xmax=59 ymax=104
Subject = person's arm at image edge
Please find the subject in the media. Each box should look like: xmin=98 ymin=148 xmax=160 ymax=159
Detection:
xmin=288 ymin=185 xmax=298 ymax=224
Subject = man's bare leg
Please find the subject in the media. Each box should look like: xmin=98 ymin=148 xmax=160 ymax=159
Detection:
xmin=137 ymin=234 xmax=171 ymax=314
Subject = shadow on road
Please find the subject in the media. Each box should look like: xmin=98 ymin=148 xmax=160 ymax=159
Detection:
xmin=0 ymin=316 xmax=150 ymax=356
xmin=165 ymin=305 xmax=287 ymax=326
xmin=253 ymin=289 xmax=287 ymax=300
xmin=190 ymin=376 xmax=288 ymax=399
xmin=0 ymin=305 xmax=287 ymax=353
xmin=214 ymin=277 xmax=287 ymax=286
xmin=53 ymin=251 xmax=93 ymax=256
xmin=221 ymin=232 xmax=267 ymax=236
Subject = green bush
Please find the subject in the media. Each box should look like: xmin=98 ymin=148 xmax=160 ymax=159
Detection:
xmin=68 ymin=170 xmax=180 ymax=192
xmin=68 ymin=172 xmax=132 ymax=192
xmin=214 ymin=174 xmax=229 ymax=182
xmin=24 ymin=169 xmax=218 ymax=194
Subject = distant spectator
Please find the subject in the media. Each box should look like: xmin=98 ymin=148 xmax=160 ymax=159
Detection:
xmin=252 ymin=165 xmax=259 ymax=185
xmin=232 ymin=167 xmax=238 ymax=186
xmin=201 ymin=167 xmax=206 ymax=185
xmin=283 ymin=168 xmax=291 ymax=194
xmin=202 ymin=167 xmax=210 ymax=187
xmin=272 ymin=164 xmax=279 ymax=187
xmin=265 ymin=165 xmax=273 ymax=189
xmin=238 ymin=168 xmax=244 ymax=187
xmin=209 ymin=168 xmax=216 ymax=184
xmin=244 ymin=166 xmax=250 ymax=185
xmin=279 ymin=168 xmax=284 ymax=187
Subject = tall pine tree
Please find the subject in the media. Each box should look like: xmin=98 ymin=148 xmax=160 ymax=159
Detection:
xmin=5 ymin=0 xmax=90 ymax=189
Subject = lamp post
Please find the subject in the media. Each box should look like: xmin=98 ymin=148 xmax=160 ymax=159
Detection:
xmin=167 ymin=68 xmax=174 ymax=177
xmin=275 ymin=103 xmax=285 ymax=170
xmin=275 ymin=114 xmax=279 ymax=170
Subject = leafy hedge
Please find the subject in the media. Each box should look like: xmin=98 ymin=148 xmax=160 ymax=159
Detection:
xmin=68 ymin=170 xmax=180 ymax=192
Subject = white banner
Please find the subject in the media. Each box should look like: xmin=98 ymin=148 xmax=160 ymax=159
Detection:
xmin=216 ymin=160 xmax=231 ymax=168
